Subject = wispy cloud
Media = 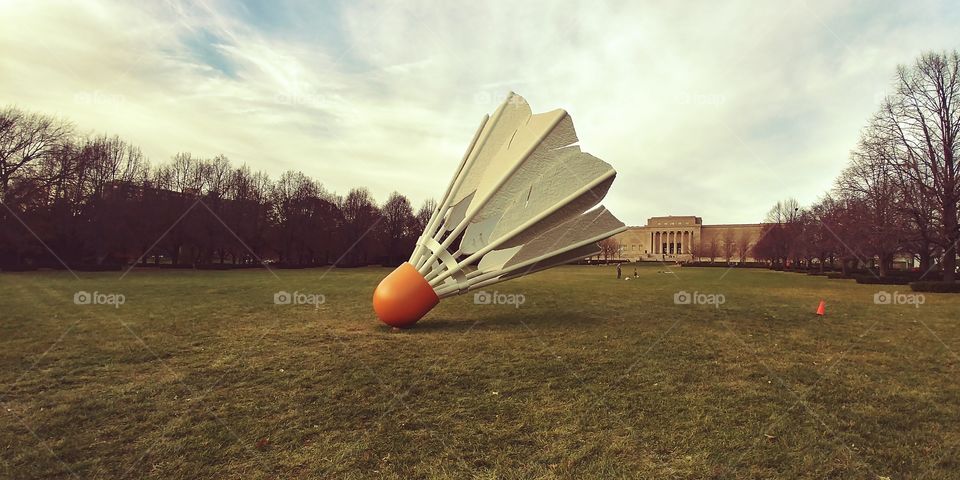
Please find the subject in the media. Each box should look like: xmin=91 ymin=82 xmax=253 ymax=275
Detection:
xmin=2 ymin=0 xmax=957 ymax=223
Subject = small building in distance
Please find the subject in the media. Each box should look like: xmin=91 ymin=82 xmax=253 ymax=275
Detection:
xmin=607 ymin=215 xmax=765 ymax=263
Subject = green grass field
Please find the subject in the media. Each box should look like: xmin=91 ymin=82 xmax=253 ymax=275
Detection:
xmin=1 ymin=264 xmax=958 ymax=479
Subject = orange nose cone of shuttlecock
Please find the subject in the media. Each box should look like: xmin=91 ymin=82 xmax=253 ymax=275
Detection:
xmin=373 ymin=262 xmax=439 ymax=328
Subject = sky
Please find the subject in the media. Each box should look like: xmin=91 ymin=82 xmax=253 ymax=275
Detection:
xmin=1 ymin=0 xmax=958 ymax=225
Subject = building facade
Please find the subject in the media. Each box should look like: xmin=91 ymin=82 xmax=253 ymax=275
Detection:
xmin=609 ymin=216 xmax=765 ymax=262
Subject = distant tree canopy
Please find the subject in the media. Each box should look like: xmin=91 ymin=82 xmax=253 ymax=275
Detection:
xmin=751 ymin=50 xmax=960 ymax=281
xmin=0 ymin=105 xmax=433 ymax=269
xmin=597 ymin=237 xmax=620 ymax=261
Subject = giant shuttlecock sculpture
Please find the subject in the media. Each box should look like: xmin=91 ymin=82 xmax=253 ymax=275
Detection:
xmin=373 ymin=92 xmax=627 ymax=328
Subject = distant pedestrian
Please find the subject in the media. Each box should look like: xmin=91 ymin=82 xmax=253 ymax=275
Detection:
xmin=633 ymin=268 xmax=638 ymax=278
xmin=616 ymin=262 xmax=622 ymax=279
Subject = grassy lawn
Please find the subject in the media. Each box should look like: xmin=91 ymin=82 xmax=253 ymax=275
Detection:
xmin=1 ymin=264 xmax=958 ymax=479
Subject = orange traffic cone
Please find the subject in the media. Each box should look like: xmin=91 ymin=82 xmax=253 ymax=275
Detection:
xmin=815 ymin=300 xmax=825 ymax=316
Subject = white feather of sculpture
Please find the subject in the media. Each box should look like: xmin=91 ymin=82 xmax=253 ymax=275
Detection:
xmin=409 ymin=92 xmax=626 ymax=299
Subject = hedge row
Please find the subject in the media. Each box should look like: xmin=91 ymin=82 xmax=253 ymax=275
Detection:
xmin=826 ymin=272 xmax=852 ymax=279
xmin=853 ymin=275 xmax=911 ymax=285
xmin=0 ymin=264 xmax=123 ymax=272
xmin=910 ymin=281 xmax=960 ymax=293
xmin=684 ymin=262 xmax=769 ymax=268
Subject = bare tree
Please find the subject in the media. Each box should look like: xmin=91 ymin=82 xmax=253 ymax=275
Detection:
xmin=0 ymin=107 xmax=73 ymax=204
xmin=689 ymin=235 xmax=700 ymax=262
xmin=168 ymin=152 xmax=208 ymax=194
xmin=880 ymin=51 xmax=960 ymax=281
xmin=205 ymin=154 xmax=232 ymax=198
xmin=378 ymin=192 xmax=416 ymax=265
xmin=836 ymin=119 xmax=905 ymax=277
xmin=722 ymin=229 xmax=735 ymax=264
xmin=414 ymin=198 xmax=436 ymax=235
xmin=598 ymin=237 xmax=620 ymax=262
xmin=808 ymin=195 xmax=844 ymax=272
xmin=760 ymin=198 xmax=805 ymax=267
xmin=736 ymin=229 xmax=751 ymax=264
xmin=271 ymin=170 xmax=318 ymax=264
xmin=339 ymin=188 xmax=380 ymax=266
xmin=895 ymin=168 xmax=939 ymax=273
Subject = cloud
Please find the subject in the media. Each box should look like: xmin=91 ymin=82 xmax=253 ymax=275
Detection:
xmin=1 ymin=0 xmax=957 ymax=224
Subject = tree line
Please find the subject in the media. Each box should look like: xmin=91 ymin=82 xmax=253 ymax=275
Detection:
xmin=4 ymin=51 xmax=957 ymax=278
xmin=752 ymin=51 xmax=960 ymax=283
xmin=0 ymin=107 xmax=436 ymax=269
